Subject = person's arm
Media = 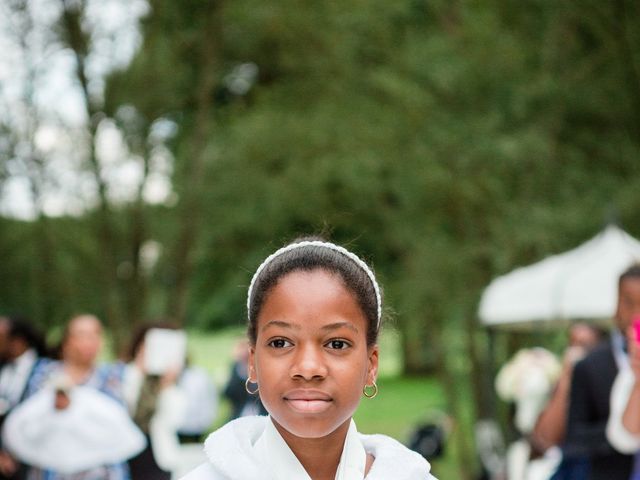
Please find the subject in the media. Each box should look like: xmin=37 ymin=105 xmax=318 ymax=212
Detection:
xmin=531 ymin=366 xmax=572 ymax=450
xmin=0 ymin=451 xmax=18 ymax=477
xmin=149 ymin=382 xmax=188 ymax=472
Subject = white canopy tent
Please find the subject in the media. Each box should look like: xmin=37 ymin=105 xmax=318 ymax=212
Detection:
xmin=479 ymin=225 xmax=640 ymax=328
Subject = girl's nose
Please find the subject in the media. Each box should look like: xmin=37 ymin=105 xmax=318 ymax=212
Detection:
xmin=290 ymin=344 xmax=328 ymax=381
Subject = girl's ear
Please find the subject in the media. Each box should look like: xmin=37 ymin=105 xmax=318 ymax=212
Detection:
xmin=248 ymin=344 xmax=257 ymax=382
xmin=367 ymin=345 xmax=379 ymax=384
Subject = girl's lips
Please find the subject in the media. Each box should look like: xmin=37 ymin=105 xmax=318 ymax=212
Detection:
xmin=285 ymin=398 xmax=333 ymax=413
xmin=283 ymin=389 xmax=333 ymax=413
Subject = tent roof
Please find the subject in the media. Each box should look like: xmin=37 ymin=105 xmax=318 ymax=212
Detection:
xmin=479 ymin=225 xmax=640 ymax=328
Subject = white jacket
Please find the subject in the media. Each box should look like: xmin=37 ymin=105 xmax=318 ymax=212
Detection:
xmin=180 ymin=416 xmax=436 ymax=480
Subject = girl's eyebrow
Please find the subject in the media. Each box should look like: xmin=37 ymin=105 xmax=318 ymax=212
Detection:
xmin=321 ymin=322 xmax=359 ymax=333
xmin=261 ymin=320 xmax=300 ymax=332
xmin=261 ymin=320 xmax=359 ymax=334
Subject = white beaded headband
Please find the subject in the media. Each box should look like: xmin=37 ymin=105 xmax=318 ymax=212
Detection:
xmin=247 ymin=240 xmax=382 ymax=328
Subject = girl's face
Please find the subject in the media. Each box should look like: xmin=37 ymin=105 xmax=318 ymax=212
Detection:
xmin=249 ymin=269 xmax=378 ymax=439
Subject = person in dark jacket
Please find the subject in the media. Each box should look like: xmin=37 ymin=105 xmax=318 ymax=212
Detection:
xmin=564 ymin=264 xmax=640 ymax=479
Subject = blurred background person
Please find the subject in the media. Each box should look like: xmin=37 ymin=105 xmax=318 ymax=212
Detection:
xmin=122 ymin=322 xmax=209 ymax=479
xmin=222 ymin=339 xmax=266 ymax=420
xmin=531 ymin=322 xmax=604 ymax=480
xmin=563 ymin=264 xmax=640 ymax=480
xmin=20 ymin=313 xmax=132 ymax=479
xmin=495 ymin=347 xmax=562 ymax=480
xmin=607 ymin=319 xmax=640 ymax=479
xmin=176 ymin=360 xmax=217 ymax=444
xmin=0 ymin=316 xmax=48 ymax=480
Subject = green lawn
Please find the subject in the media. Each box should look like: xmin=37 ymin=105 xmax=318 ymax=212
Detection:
xmin=186 ymin=327 xmax=460 ymax=478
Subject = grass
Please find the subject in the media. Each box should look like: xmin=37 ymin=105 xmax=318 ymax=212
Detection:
xmin=355 ymin=376 xmax=458 ymax=477
xmin=185 ymin=327 xmax=460 ymax=478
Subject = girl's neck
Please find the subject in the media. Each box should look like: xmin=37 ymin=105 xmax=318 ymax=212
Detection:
xmin=274 ymin=419 xmax=350 ymax=480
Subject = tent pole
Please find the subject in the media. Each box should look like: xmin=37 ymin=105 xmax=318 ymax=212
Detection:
xmin=485 ymin=326 xmax=497 ymax=419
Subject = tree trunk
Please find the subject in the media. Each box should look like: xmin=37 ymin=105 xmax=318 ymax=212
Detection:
xmin=60 ymin=0 xmax=124 ymax=347
xmin=400 ymin=318 xmax=441 ymax=375
xmin=166 ymin=1 xmax=224 ymax=325
xmin=431 ymin=310 xmax=477 ymax=480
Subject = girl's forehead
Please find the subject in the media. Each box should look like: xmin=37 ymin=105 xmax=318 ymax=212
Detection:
xmin=270 ymin=269 xmax=353 ymax=300
xmin=258 ymin=270 xmax=367 ymax=327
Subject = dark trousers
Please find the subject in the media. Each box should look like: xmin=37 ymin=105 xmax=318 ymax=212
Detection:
xmin=0 ymin=463 xmax=27 ymax=480
xmin=550 ymin=456 xmax=590 ymax=480
xmin=127 ymin=439 xmax=171 ymax=480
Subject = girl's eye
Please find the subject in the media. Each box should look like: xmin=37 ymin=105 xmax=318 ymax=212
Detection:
xmin=268 ymin=338 xmax=292 ymax=348
xmin=326 ymin=339 xmax=350 ymax=350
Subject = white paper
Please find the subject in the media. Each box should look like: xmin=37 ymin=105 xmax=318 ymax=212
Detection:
xmin=144 ymin=328 xmax=187 ymax=375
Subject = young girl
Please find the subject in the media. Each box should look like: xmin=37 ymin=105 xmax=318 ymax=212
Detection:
xmin=182 ymin=239 xmax=436 ymax=479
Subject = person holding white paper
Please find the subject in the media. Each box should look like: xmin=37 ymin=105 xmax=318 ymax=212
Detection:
xmin=123 ymin=323 xmax=199 ymax=480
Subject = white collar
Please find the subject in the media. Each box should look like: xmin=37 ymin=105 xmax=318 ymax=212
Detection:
xmin=611 ymin=329 xmax=629 ymax=370
xmin=254 ymin=417 xmax=366 ymax=480
xmin=0 ymin=348 xmax=37 ymax=412
xmin=199 ymin=416 xmax=436 ymax=480
xmin=335 ymin=419 xmax=367 ymax=479
xmin=13 ymin=348 xmax=37 ymax=371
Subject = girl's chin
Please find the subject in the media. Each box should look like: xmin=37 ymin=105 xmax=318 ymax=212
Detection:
xmin=272 ymin=416 xmax=351 ymax=440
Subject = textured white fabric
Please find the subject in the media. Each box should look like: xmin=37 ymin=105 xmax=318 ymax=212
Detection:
xmin=335 ymin=420 xmax=367 ymax=479
xmin=121 ymin=363 xmax=205 ymax=478
xmin=611 ymin=329 xmax=630 ymax=371
xmin=254 ymin=417 xmax=313 ymax=479
xmin=252 ymin=417 xmax=365 ymax=480
xmin=0 ymin=348 xmax=37 ymax=409
xmin=149 ymin=384 xmax=189 ymax=471
xmin=2 ymin=386 xmax=146 ymax=473
xmin=607 ymin=366 xmax=640 ymax=453
xmin=179 ymin=416 xmax=436 ymax=480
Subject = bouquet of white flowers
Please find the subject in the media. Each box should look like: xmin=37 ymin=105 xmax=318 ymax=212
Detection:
xmin=495 ymin=347 xmax=562 ymax=434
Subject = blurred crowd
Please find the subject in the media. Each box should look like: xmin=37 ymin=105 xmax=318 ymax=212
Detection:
xmin=6 ymin=262 xmax=640 ymax=480
xmin=0 ymin=314 xmax=264 ymax=480
xmin=492 ymin=263 xmax=640 ymax=480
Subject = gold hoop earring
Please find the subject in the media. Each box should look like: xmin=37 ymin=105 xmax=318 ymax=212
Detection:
xmin=363 ymin=382 xmax=378 ymax=398
xmin=245 ymin=378 xmax=259 ymax=395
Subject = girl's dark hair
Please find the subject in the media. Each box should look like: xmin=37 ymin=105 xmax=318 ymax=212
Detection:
xmin=247 ymin=237 xmax=381 ymax=346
